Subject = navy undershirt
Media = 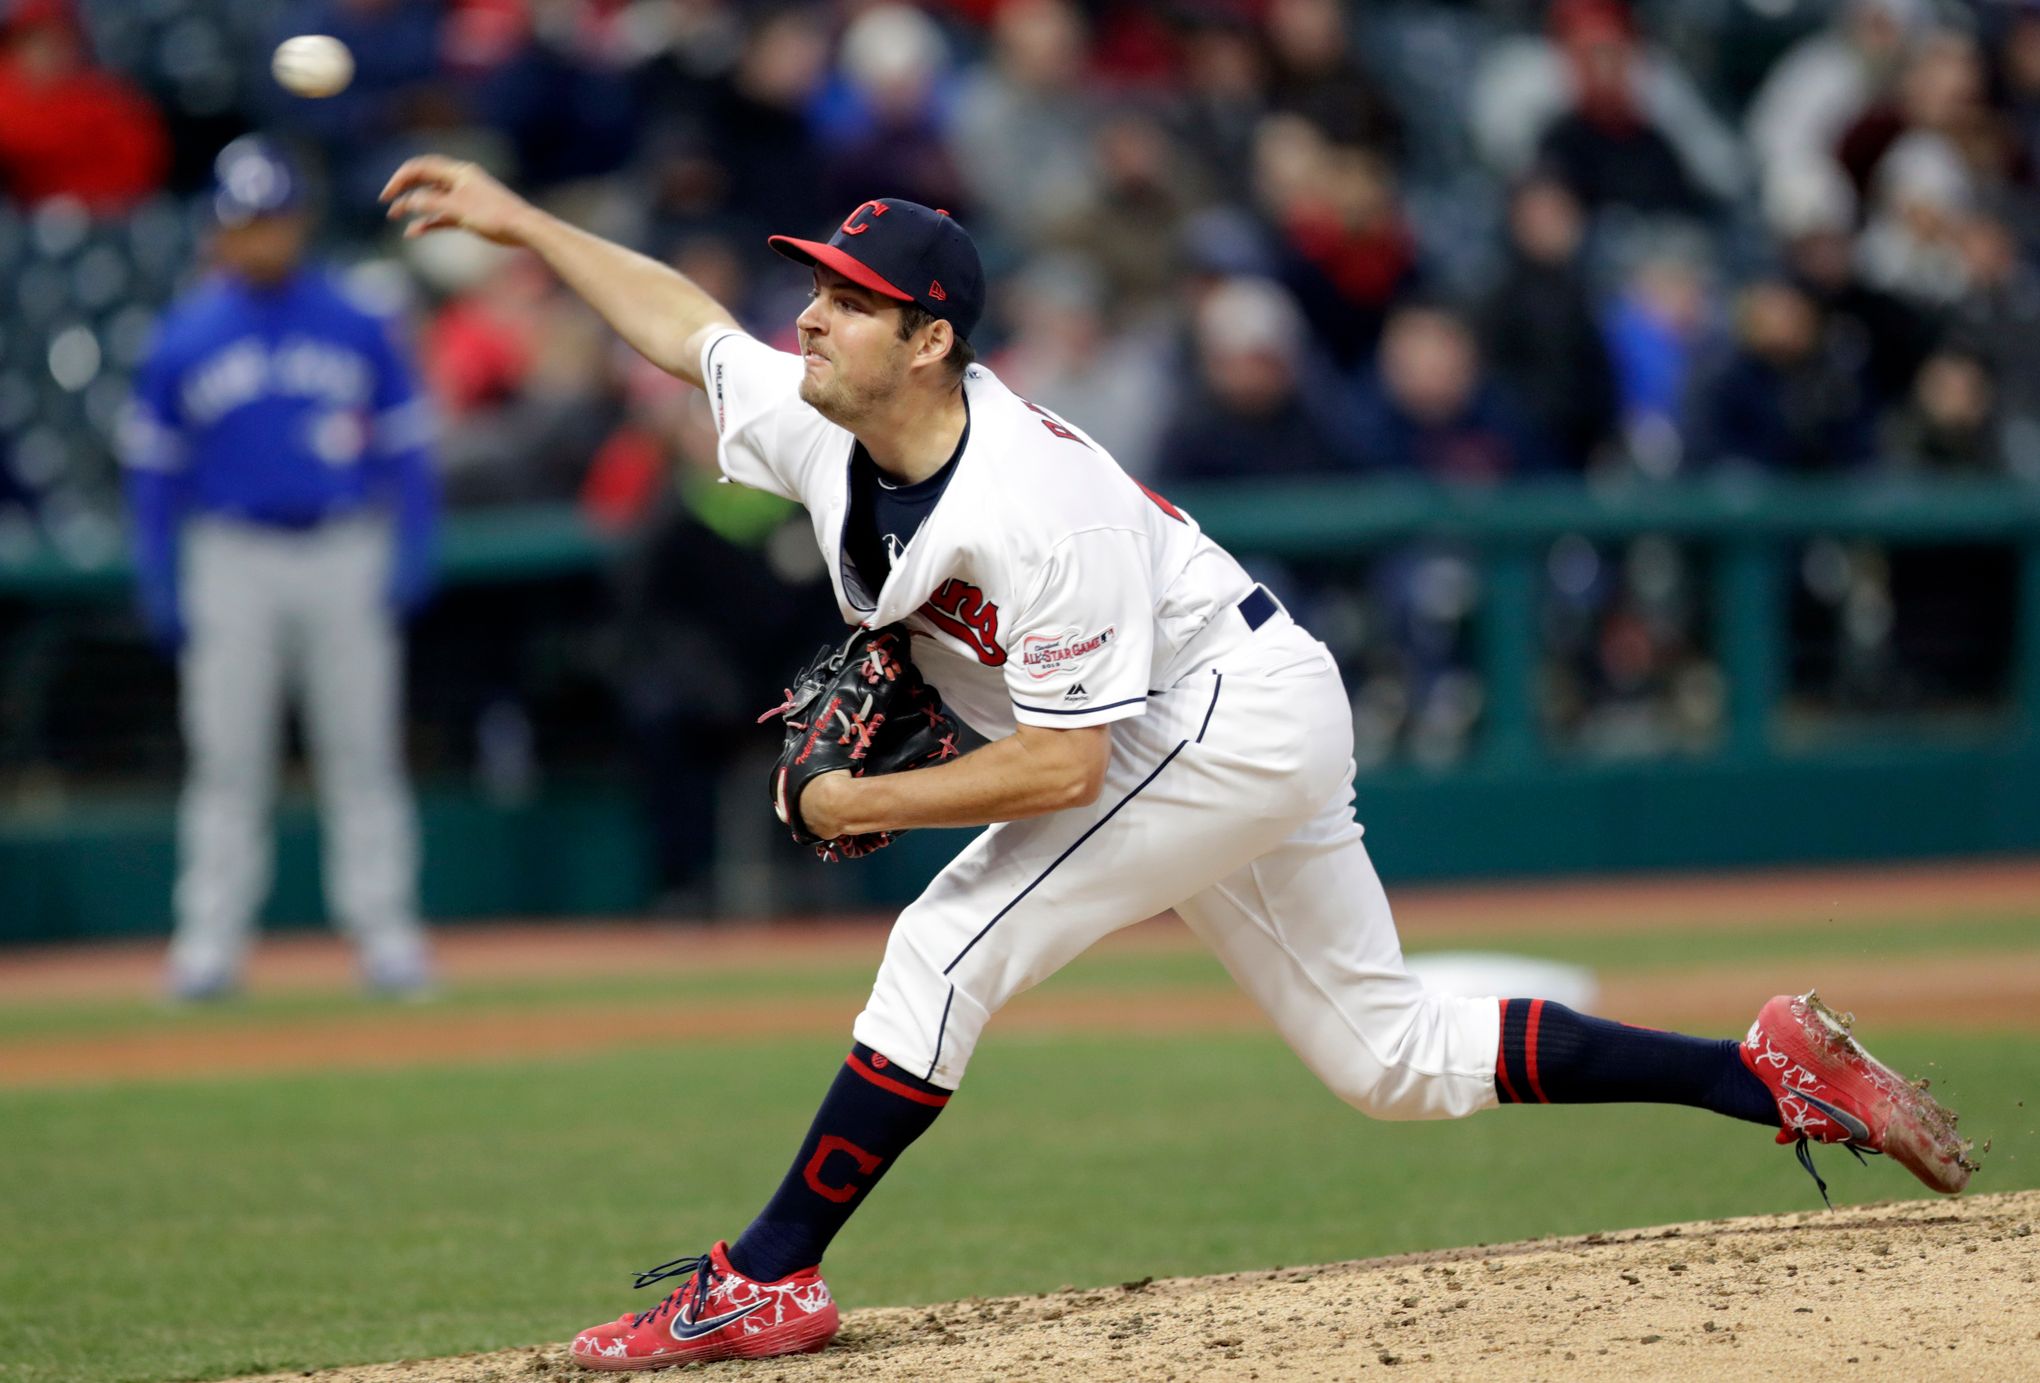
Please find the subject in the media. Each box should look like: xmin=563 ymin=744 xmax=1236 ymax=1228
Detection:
xmin=843 ymin=400 xmax=969 ymax=604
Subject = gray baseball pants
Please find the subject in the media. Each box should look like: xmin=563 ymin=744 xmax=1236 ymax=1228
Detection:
xmin=165 ymin=515 xmax=428 ymax=988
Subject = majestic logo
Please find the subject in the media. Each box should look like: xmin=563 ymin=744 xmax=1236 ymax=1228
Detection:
xmin=920 ymin=578 xmax=1006 ymax=666
xmin=669 ymin=1298 xmax=773 ymax=1342
xmin=840 ymin=200 xmax=888 ymax=235
xmin=1064 ymin=683 xmax=1088 ymax=702
xmin=803 ymin=1135 xmax=884 ymax=1204
xmin=713 ymin=360 xmax=726 ymax=431
xmin=1021 ymin=626 xmax=1115 ymax=681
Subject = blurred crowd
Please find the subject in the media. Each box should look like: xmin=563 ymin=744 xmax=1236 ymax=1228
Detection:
xmin=3 ymin=0 xmax=2038 ymax=892
xmin=6 ymin=0 xmax=2038 ymax=491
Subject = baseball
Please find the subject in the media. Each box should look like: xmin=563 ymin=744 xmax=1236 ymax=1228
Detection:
xmin=271 ymin=35 xmax=354 ymax=99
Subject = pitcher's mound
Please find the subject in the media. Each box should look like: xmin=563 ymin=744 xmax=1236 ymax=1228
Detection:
xmin=241 ymin=1189 xmax=2039 ymax=1382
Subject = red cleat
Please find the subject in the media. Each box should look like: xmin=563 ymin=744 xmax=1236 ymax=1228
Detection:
xmin=1741 ymin=991 xmax=1977 ymax=1201
xmin=569 ymin=1242 xmax=838 ymax=1370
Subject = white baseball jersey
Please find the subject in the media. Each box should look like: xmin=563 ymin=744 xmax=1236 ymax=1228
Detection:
xmin=700 ymin=327 xmax=1501 ymax=1112
xmin=700 ymin=328 xmax=1255 ymax=738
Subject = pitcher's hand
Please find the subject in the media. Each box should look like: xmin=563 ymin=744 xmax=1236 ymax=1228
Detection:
xmin=381 ymin=156 xmax=532 ymax=246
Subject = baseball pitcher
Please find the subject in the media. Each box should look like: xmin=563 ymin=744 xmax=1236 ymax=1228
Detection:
xmin=382 ymin=159 xmax=1974 ymax=1369
xmin=126 ymin=137 xmax=438 ymax=1000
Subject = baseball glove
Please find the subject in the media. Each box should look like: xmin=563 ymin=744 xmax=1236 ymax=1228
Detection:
xmin=759 ymin=624 xmax=962 ymax=862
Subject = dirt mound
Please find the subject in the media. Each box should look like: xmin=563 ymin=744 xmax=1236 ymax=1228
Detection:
xmin=235 ymin=1190 xmax=2039 ymax=1383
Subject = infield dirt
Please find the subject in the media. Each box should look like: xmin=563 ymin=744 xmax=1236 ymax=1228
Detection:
xmin=229 ymin=1189 xmax=2039 ymax=1382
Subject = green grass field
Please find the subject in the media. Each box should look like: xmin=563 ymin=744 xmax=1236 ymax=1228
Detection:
xmin=2 ymin=914 xmax=2036 ymax=1383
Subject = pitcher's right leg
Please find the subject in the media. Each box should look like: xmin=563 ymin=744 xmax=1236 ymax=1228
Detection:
xmin=1176 ymin=809 xmax=1501 ymax=1122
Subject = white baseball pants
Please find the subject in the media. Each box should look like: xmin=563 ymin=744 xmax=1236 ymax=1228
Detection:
xmin=166 ymin=516 xmax=427 ymax=987
xmin=853 ymin=614 xmax=1501 ymax=1119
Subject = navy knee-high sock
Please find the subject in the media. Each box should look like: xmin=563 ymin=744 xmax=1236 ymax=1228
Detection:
xmin=1493 ymin=999 xmax=1778 ymax=1127
xmin=726 ymin=1044 xmax=949 ymax=1282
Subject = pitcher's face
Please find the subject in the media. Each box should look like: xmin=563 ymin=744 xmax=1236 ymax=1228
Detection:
xmin=795 ymin=268 xmax=914 ymax=425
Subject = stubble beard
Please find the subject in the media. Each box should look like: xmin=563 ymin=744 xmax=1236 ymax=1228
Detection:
xmin=798 ymin=370 xmax=857 ymax=424
xmin=798 ymin=342 xmax=906 ymax=428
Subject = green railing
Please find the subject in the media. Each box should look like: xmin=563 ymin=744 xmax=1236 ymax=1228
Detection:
xmin=11 ymin=475 xmax=2037 ymax=764
xmin=1185 ymin=473 xmax=2040 ymax=765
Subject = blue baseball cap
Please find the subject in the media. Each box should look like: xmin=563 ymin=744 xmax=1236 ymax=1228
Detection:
xmin=212 ymin=136 xmax=304 ymax=226
xmin=770 ymin=198 xmax=985 ymax=341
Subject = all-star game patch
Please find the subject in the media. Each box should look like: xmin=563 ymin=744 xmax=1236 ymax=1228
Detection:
xmin=1021 ymin=626 xmax=1115 ymax=681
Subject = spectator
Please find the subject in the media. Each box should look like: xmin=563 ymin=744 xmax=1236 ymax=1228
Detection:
xmin=1346 ymin=303 xmax=1545 ymax=761
xmin=1533 ymin=0 xmax=1723 ymax=219
xmin=1688 ymin=279 xmax=1875 ymax=472
xmin=1263 ymin=0 xmax=1403 ymax=158
xmin=1050 ymin=106 xmax=1203 ymax=319
xmin=457 ymin=0 xmax=644 ymax=187
xmin=1881 ymin=347 xmax=2002 ymax=473
xmin=1354 ymin=302 xmax=1551 ymax=484
xmin=817 ymin=4 xmax=966 ymax=216
xmin=1996 ymin=5 xmax=2040 ymax=179
xmin=1945 ymin=210 xmax=2040 ymax=478
xmin=993 ymin=254 xmax=1170 ymax=476
xmin=1478 ymin=174 xmax=1617 ymax=471
xmin=949 ymin=0 xmax=1098 ymax=253
xmin=1836 ymin=30 xmax=1991 ymax=202
xmin=600 ymin=381 xmax=832 ymax=910
xmin=1471 ymin=0 xmax=1744 ymax=207
xmin=1152 ymin=277 xmax=1360 ymax=481
xmin=659 ymin=8 xmax=833 ymax=252
xmin=1746 ymin=0 xmax=1920 ymax=191
xmin=0 ymin=0 xmax=167 ymax=212
xmin=1770 ymin=159 xmax=1933 ymax=415
xmin=1856 ymin=130 xmax=1974 ymax=308
xmin=421 ymin=248 xmax=544 ymax=422
xmin=1168 ymin=8 xmax=1267 ymax=206
xmin=1255 ymin=116 xmax=1422 ymax=367
xmin=420 ymin=248 xmax=620 ymax=506
xmin=1601 ymin=239 xmax=1715 ymax=477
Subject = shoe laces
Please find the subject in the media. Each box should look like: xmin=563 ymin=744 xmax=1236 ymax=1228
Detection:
xmin=1793 ymin=1134 xmax=1876 ymax=1210
xmin=628 ymin=1252 xmax=721 ymax=1329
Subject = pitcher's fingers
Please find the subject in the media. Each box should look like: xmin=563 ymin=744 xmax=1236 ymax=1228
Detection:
xmin=380 ymin=155 xmax=461 ymax=202
xmin=402 ymin=215 xmax=457 ymax=239
xmin=385 ymin=188 xmax=449 ymax=222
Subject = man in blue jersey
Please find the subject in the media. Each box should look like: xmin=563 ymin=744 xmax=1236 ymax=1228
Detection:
xmin=122 ymin=136 xmax=439 ymax=999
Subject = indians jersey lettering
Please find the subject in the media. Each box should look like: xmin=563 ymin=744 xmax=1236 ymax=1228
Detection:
xmin=920 ymin=579 xmax=1004 ymax=666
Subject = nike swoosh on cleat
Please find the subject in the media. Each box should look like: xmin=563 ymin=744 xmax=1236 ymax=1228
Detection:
xmin=1794 ymin=1088 xmax=1873 ymax=1145
xmin=670 ymin=1298 xmax=772 ymax=1342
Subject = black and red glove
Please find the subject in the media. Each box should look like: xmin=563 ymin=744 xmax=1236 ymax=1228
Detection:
xmin=760 ymin=624 xmax=962 ymax=862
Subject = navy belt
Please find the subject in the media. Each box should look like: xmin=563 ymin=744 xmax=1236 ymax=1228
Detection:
xmin=1238 ymin=584 xmax=1277 ymax=631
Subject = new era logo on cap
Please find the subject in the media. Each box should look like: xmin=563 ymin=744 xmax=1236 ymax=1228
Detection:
xmin=768 ymin=199 xmax=984 ymax=340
